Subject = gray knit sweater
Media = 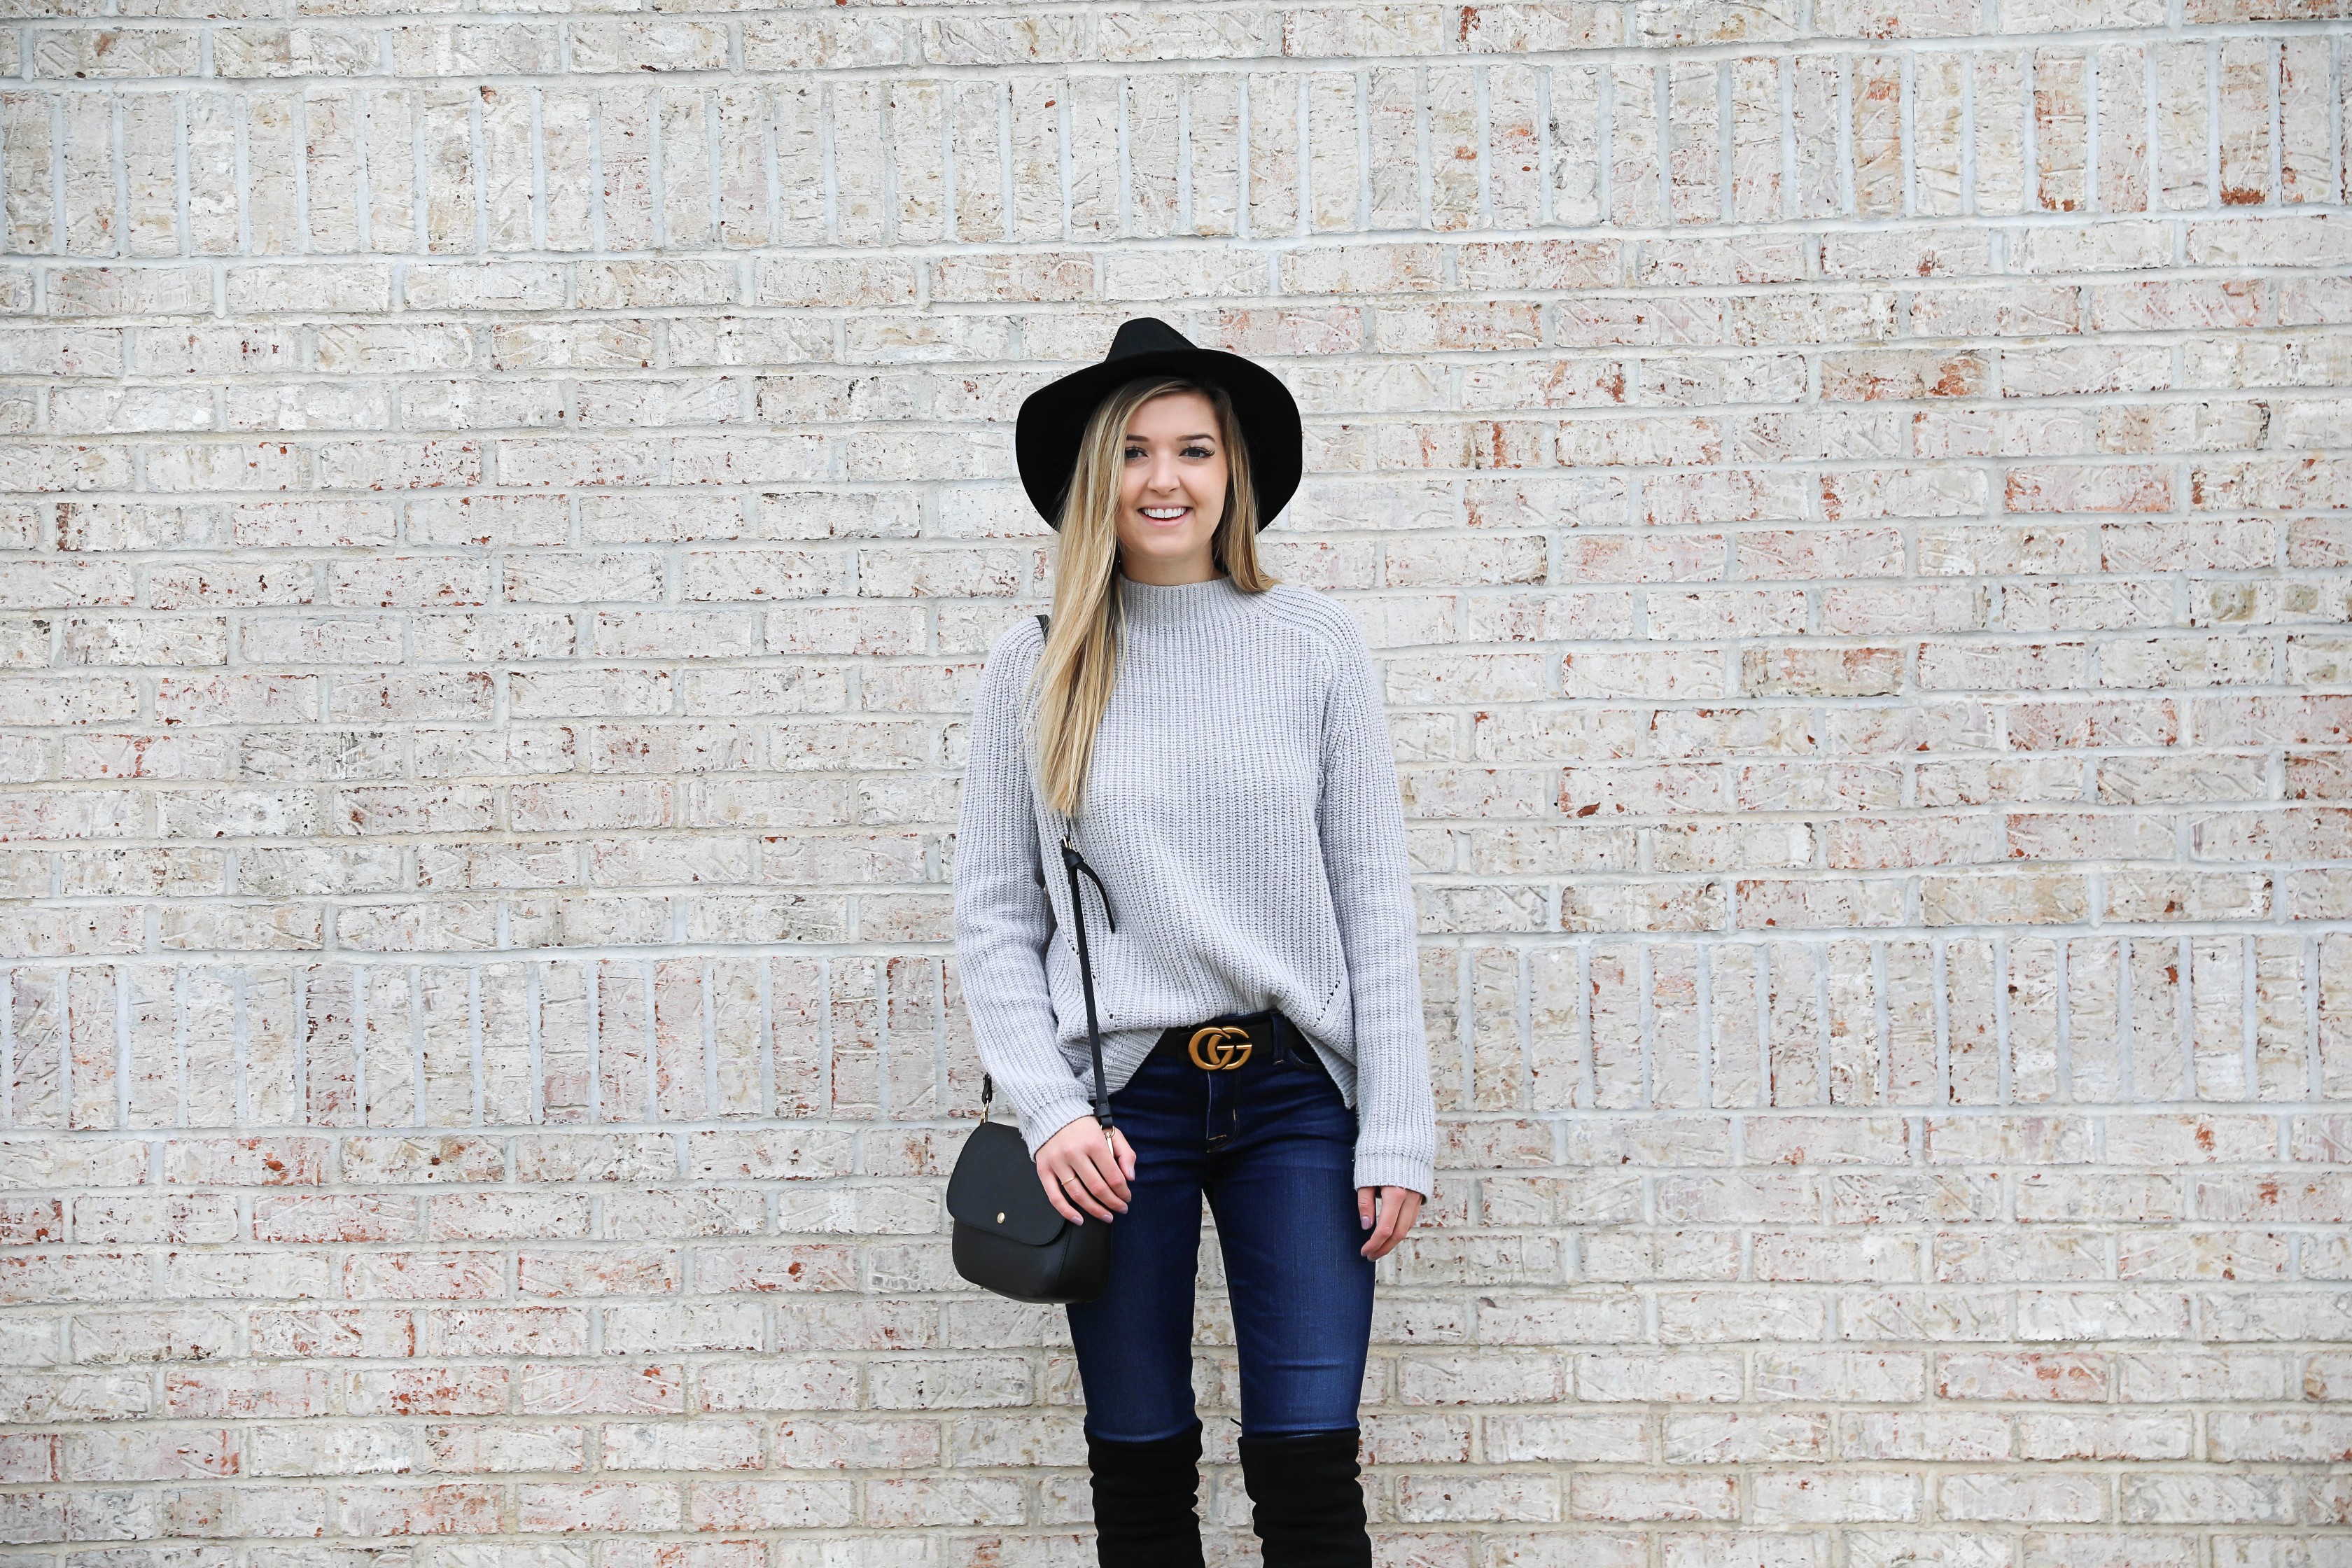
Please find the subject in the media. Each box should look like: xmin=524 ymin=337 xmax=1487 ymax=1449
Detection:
xmin=951 ymin=574 xmax=1436 ymax=1198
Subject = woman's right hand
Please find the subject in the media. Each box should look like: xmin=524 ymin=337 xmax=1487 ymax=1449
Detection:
xmin=1035 ymin=1116 xmax=1136 ymax=1225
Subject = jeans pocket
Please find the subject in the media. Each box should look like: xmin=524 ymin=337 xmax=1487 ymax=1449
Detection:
xmin=1283 ymin=1039 xmax=1342 ymax=1096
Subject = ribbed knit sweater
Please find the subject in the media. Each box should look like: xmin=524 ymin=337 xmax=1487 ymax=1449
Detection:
xmin=951 ymin=573 xmax=1436 ymax=1198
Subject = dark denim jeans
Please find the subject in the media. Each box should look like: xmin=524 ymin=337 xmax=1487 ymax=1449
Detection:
xmin=1065 ymin=1011 xmax=1376 ymax=1442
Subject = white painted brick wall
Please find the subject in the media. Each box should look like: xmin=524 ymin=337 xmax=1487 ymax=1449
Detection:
xmin=1 ymin=1 xmax=2350 ymax=1561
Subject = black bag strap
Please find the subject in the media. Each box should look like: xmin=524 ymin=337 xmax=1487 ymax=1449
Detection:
xmin=982 ymin=612 xmax=1119 ymax=1135
xmin=1059 ymin=834 xmax=1116 ymax=1133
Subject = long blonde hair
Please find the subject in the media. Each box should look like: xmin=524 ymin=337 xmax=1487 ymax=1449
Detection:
xmin=1029 ymin=377 xmax=1280 ymax=818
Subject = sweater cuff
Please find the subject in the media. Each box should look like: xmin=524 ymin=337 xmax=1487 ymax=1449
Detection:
xmin=1014 ymin=1090 xmax=1101 ymax=1159
xmin=1351 ymin=1148 xmax=1433 ymax=1200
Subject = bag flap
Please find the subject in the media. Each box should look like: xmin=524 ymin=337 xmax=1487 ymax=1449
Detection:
xmin=947 ymin=1119 xmax=1070 ymax=1246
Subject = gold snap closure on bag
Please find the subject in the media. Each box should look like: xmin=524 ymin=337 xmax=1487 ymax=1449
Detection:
xmin=1186 ymin=1025 xmax=1253 ymax=1070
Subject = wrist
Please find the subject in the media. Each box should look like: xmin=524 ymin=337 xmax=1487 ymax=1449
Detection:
xmin=1017 ymin=1092 xmax=1098 ymax=1152
xmin=1040 ymin=1110 xmax=1104 ymax=1152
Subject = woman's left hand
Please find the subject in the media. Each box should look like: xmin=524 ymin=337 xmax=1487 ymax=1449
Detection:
xmin=1356 ymin=1185 xmax=1422 ymax=1261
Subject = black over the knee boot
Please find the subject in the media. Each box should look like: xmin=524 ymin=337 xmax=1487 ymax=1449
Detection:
xmin=1236 ymin=1427 xmax=1371 ymax=1568
xmin=1085 ymin=1419 xmax=1205 ymax=1567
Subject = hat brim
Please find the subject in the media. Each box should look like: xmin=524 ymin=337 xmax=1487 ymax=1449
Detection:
xmin=1014 ymin=348 xmax=1303 ymax=531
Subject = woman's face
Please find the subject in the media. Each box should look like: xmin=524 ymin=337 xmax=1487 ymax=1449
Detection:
xmin=1112 ymin=390 xmax=1228 ymax=584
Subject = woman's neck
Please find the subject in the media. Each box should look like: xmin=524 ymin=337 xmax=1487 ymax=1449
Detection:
xmin=1117 ymin=551 xmax=1225 ymax=587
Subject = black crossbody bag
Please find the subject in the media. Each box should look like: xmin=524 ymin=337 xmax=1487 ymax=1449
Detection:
xmin=947 ymin=613 xmax=1120 ymax=1304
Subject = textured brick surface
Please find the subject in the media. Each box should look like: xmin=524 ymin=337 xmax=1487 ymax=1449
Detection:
xmin=3 ymin=3 xmax=2352 ymax=1561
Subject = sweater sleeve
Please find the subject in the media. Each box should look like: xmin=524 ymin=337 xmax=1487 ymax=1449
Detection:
xmin=1315 ymin=615 xmax=1436 ymax=1198
xmin=952 ymin=622 xmax=1100 ymax=1158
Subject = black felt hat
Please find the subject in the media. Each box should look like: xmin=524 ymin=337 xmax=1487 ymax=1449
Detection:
xmin=1014 ymin=317 xmax=1303 ymax=531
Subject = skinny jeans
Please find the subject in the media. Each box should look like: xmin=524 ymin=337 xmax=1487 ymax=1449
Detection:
xmin=1064 ymin=1009 xmax=1376 ymax=1442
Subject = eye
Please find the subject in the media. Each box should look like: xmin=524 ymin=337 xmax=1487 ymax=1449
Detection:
xmin=1183 ymin=443 xmax=1214 ymax=458
xmin=1123 ymin=444 xmax=1145 ymax=461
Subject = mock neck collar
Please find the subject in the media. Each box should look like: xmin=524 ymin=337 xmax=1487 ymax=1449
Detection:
xmin=1117 ymin=573 xmax=1246 ymax=629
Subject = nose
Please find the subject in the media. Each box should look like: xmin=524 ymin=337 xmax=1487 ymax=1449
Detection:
xmin=1144 ymin=450 xmax=1184 ymax=494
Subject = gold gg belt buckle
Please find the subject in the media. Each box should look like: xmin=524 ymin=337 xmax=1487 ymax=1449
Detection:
xmin=1186 ymin=1024 xmax=1253 ymax=1071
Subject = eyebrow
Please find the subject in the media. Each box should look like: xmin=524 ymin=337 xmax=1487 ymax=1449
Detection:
xmin=1126 ymin=432 xmax=1219 ymax=442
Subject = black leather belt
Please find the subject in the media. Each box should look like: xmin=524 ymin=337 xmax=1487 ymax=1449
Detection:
xmin=1152 ymin=1008 xmax=1297 ymax=1072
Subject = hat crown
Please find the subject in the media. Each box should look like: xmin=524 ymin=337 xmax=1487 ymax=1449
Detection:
xmin=1104 ymin=316 xmax=1195 ymax=363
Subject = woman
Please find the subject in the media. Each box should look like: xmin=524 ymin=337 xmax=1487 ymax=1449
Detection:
xmin=952 ymin=316 xmax=1436 ymax=1568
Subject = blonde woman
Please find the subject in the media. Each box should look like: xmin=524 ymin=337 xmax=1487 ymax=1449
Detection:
xmin=951 ymin=318 xmax=1435 ymax=1567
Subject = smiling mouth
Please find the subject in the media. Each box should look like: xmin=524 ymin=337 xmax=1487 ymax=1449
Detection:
xmin=1138 ymin=507 xmax=1190 ymax=522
